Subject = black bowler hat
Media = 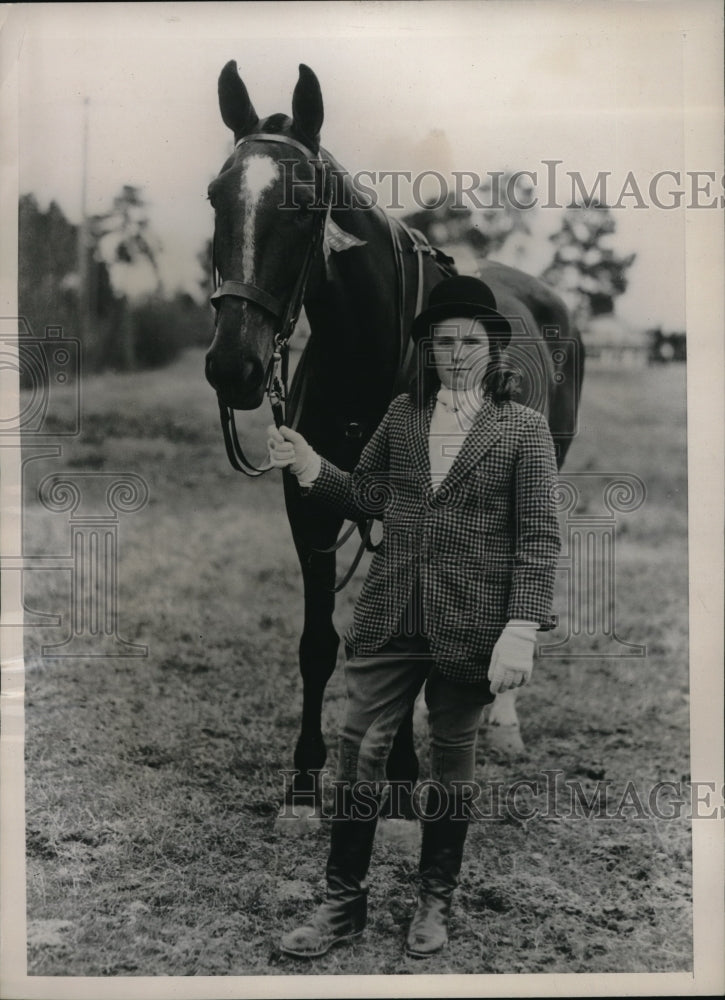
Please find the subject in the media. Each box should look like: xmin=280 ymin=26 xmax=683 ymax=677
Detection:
xmin=410 ymin=275 xmax=512 ymax=348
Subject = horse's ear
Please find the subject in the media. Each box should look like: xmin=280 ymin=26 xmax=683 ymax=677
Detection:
xmin=218 ymin=60 xmax=259 ymax=139
xmin=291 ymin=64 xmax=324 ymax=147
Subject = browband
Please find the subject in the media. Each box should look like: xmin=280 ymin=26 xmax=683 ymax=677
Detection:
xmin=235 ymin=132 xmax=323 ymax=165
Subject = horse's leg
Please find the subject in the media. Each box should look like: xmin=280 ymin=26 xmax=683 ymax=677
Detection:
xmin=278 ymin=473 xmax=343 ymax=824
xmin=288 ymin=563 xmax=340 ymax=816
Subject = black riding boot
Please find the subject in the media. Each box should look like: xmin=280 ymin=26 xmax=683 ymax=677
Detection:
xmin=405 ymin=803 xmax=470 ymax=958
xmin=280 ymin=789 xmax=378 ymax=958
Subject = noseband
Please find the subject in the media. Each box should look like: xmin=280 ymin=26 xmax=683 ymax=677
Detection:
xmin=210 ymin=133 xmax=331 ymax=475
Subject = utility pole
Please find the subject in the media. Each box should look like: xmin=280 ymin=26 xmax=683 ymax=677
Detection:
xmin=77 ymin=97 xmax=92 ymax=364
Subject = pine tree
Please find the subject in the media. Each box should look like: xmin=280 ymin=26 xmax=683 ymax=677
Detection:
xmin=89 ymin=185 xmax=163 ymax=368
xmin=540 ymin=202 xmax=636 ymax=325
xmin=91 ymin=185 xmax=162 ymax=290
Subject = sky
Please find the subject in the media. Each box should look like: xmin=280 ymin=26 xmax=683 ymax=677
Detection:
xmin=6 ymin=0 xmax=724 ymax=329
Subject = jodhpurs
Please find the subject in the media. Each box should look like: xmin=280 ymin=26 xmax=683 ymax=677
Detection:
xmin=338 ymin=619 xmax=494 ymax=808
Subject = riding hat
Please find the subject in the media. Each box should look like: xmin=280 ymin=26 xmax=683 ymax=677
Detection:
xmin=411 ymin=275 xmax=512 ymax=348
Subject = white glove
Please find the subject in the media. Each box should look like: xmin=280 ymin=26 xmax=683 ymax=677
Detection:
xmin=267 ymin=424 xmax=319 ymax=480
xmin=488 ymin=622 xmax=538 ymax=694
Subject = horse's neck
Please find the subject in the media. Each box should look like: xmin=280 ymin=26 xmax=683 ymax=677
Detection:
xmin=303 ymin=153 xmax=404 ymax=395
xmin=323 ymin=149 xmax=390 ymax=244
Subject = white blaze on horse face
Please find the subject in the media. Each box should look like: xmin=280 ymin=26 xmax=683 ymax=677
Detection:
xmin=240 ymin=155 xmax=279 ymax=283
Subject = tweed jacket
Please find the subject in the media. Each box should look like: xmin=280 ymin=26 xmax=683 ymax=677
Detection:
xmin=304 ymin=391 xmax=561 ymax=683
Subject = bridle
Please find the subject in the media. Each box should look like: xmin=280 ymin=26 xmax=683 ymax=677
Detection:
xmin=210 ymin=132 xmax=331 ymax=476
xmin=208 ymin=133 xmax=452 ymax=589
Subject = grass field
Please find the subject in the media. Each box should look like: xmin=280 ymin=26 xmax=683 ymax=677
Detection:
xmin=20 ymin=348 xmax=691 ymax=976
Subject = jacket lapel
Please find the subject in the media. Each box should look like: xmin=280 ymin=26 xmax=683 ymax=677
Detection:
xmin=405 ymin=392 xmax=436 ymax=488
xmin=437 ymin=392 xmax=501 ymax=493
xmin=405 ymin=391 xmax=502 ymax=497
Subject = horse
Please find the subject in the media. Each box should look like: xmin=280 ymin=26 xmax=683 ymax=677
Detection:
xmin=204 ymin=61 xmax=584 ymax=820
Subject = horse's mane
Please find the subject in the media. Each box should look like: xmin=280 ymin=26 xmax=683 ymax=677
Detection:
xmin=319 ymin=147 xmax=381 ymax=215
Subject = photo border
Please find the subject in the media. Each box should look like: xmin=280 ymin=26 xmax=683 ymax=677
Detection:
xmin=1 ymin=2 xmax=722 ymax=997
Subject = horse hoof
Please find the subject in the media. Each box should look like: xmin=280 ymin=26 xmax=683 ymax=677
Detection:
xmin=377 ymin=817 xmax=421 ymax=851
xmin=485 ymin=722 xmax=526 ymax=755
xmin=275 ymin=803 xmax=324 ymax=833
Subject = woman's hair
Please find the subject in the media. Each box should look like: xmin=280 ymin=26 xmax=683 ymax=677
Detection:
xmin=408 ymin=335 xmax=522 ymax=407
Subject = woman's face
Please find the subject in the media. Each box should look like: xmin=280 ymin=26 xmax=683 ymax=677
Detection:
xmin=432 ymin=316 xmax=491 ymax=391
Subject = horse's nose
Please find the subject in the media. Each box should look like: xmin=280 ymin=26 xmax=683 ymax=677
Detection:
xmin=205 ymin=350 xmax=265 ymax=404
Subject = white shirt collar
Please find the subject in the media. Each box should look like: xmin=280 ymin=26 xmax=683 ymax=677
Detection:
xmin=436 ymin=384 xmax=484 ymax=414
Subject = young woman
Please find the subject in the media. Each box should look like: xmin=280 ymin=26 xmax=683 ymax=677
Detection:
xmin=268 ymin=275 xmax=561 ymax=959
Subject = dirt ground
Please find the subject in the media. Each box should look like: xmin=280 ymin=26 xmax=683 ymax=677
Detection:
xmin=21 ymin=348 xmax=692 ymax=976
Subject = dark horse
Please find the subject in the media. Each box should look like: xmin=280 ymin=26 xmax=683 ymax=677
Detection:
xmin=205 ymin=62 xmax=584 ymax=818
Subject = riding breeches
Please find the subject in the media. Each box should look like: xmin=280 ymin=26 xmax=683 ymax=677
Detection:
xmin=338 ymin=618 xmax=494 ymax=796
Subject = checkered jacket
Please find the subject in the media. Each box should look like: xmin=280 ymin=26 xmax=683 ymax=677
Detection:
xmin=305 ymin=391 xmax=561 ymax=683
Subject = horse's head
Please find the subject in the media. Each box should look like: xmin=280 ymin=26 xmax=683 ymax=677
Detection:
xmin=205 ymin=61 xmax=325 ymax=409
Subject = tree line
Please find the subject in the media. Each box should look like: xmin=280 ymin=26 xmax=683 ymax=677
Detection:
xmin=19 ymin=174 xmax=639 ymax=386
xmin=18 ymin=187 xmax=212 ymax=378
